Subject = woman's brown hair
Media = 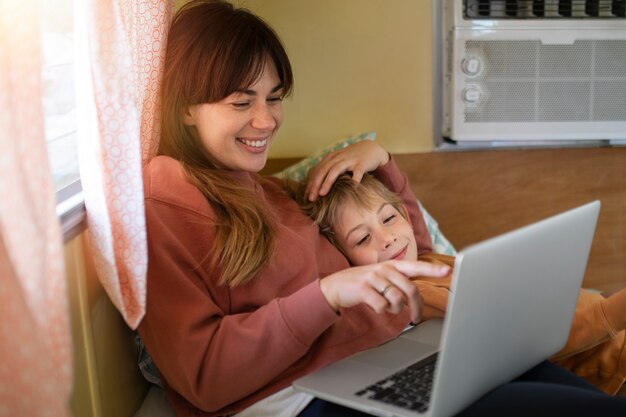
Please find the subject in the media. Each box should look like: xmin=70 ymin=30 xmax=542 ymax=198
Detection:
xmin=159 ymin=0 xmax=293 ymax=286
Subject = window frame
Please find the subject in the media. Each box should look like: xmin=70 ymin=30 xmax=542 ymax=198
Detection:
xmin=55 ymin=179 xmax=85 ymax=242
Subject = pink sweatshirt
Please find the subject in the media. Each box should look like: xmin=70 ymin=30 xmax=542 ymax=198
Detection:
xmin=138 ymin=156 xmax=433 ymax=416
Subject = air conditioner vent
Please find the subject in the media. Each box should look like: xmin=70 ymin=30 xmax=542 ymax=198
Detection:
xmin=444 ymin=0 xmax=626 ymax=142
xmin=462 ymin=40 xmax=626 ymax=123
xmin=465 ymin=0 xmax=626 ymax=19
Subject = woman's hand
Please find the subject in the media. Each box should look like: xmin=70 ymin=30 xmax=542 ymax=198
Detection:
xmin=305 ymin=141 xmax=390 ymax=201
xmin=319 ymin=260 xmax=450 ymax=324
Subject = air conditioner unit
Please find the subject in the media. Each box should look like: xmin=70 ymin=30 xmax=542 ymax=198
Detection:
xmin=442 ymin=0 xmax=626 ymax=143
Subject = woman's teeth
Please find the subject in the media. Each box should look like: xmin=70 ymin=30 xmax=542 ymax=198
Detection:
xmin=239 ymin=138 xmax=267 ymax=148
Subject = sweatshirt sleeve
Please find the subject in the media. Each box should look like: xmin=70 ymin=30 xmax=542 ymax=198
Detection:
xmin=412 ymin=253 xmax=454 ymax=321
xmin=372 ymin=157 xmax=433 ymax=253
xmin=140 ymin=176 xmax=339 ymax=412
xmin=551 ymin=288 xmax=626 ymax=361
xmin=600 ymin=287 xmax=626 ymax=334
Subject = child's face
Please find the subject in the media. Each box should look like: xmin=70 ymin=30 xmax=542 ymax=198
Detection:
xmin=333 ymin=195 xmax=418 ymax=266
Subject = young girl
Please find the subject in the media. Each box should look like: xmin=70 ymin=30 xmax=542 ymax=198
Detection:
xmin=289 ymin=172 xmax=454 ymax=321
xmin=292 ymin=172 xmax=626 ymax=396
xmin=139 ymin=1 xmax=626 ymax=416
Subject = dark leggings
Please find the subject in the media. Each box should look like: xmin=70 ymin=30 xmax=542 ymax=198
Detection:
xmin=298 ymin=361 xmax=626 ymax=417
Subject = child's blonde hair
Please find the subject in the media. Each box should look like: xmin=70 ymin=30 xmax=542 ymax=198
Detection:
xmin=287 ymin=173 xmax=406 ymax=250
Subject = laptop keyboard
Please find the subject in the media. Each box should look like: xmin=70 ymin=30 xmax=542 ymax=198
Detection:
xmin=354 ymin=353 xmax=438 ymax=413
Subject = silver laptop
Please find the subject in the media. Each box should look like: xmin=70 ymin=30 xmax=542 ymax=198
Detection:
xmin=293 ymin=201 xmax=600 ymax=417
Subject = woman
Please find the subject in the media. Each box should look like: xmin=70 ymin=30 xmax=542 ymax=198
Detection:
xmin=139 ymin=1 xmax=626 ymax=416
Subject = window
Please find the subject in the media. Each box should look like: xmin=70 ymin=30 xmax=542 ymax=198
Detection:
xmin=41 ymin=0 xmax=84 ymax=240
xmin=42 ymin=0 xmax=78 ymax=191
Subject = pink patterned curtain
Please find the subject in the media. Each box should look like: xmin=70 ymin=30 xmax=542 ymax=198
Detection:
xmin=0 ymin=2 xmax=71 ymax=415
xmin=76 ymin=0 xmax=174 ymax=329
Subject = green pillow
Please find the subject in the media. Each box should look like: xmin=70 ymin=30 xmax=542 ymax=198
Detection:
xmin=419 ymin=202 xmax=456 ymax=256
xmin=274 ymin=132 xmax=456 ymax=256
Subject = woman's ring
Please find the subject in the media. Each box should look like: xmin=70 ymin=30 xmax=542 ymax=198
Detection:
xmin=380 ymin=284 xmax=394 ymax=297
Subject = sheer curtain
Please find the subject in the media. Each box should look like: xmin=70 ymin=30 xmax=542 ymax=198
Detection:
xmin=0 ymin=1 xmax=71 ymax=415
xmin=76 ymin=0 xmax=174 ymax=329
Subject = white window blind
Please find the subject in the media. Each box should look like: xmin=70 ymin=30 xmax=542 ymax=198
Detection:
xmin=41 ymin=0 xmax=79 ymax=193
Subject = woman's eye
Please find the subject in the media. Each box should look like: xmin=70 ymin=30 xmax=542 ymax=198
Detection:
xmin=267 ymin=96 xmax=283 ymax=104
xmin=356 ymin=234 xmax=370 ymax=246
xmin=383 ymin=214 xmax=396 ymax=224
xmin=232 ymin=102 xmax=251 ymax=109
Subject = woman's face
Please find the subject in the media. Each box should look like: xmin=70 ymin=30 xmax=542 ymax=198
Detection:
xmin=333 ymin=195 xmax=418 ymax=266
xmin=183 ymin=61 xmax=284 ymax=172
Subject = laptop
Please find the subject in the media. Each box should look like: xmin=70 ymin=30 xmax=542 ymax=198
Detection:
xmin=293 ymin=200 xmax=600 ymax=417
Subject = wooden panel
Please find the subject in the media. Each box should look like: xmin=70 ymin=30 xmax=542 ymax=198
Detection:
xmin=396 ymin=148 xmax=626 ymax=292
xmin=263 ymin=147 xmax=626 ymax=292
xmin=67 ymin=233 xmax=150 ymax=417
xmin=66 ymin=235 xmax=101 ymax=417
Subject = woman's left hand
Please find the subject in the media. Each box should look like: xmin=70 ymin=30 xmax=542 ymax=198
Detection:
xmin=305 ymin=140 xmax=390 ymax=201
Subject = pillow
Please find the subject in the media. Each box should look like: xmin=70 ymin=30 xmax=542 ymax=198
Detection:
xmin=419 ymin=202 xmax=456 ymax=256
xmin=273 ymin=131 xmax=456 ymax=256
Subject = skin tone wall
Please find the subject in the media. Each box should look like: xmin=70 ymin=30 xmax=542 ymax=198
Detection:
xmin=176 ymin=0 xmax=435 ymax=158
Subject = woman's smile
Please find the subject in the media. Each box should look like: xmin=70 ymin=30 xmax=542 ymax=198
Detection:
xmin=237 ymin=137 xmax=269 ymax=153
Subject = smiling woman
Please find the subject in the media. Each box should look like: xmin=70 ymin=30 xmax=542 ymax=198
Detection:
xmin=181 ymin=61 xmax=285 ymax=173
xmin=155 ymin=0 xmax=293 ymax=287
xmin=137 ymin=2 xmax=451 ymax=416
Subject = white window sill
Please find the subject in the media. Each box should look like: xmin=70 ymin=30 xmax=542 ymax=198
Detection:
xmin=56 ymin=181 xmax=86 ymax=243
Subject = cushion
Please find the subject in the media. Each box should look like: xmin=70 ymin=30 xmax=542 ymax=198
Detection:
xmin=419 ymin=202 xmax=456 ymax=256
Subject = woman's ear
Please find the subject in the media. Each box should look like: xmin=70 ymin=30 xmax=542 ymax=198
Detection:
xmin=182 ymin=105 xmax=196 ymax=126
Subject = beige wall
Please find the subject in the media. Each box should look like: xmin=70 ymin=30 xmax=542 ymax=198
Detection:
xmin=177 ymin=0 xmax=435 ymax=158
xmin=241 ymin=0 xmax=435 ymax=158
